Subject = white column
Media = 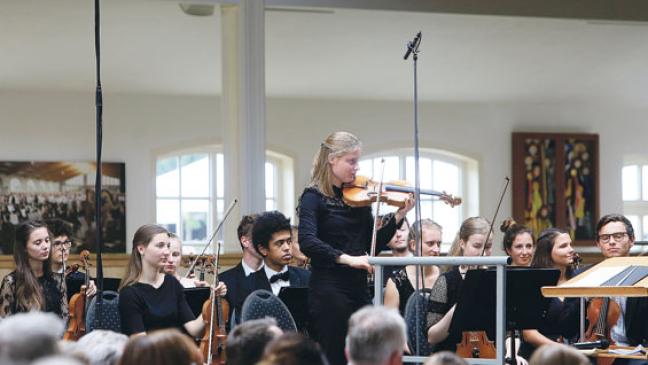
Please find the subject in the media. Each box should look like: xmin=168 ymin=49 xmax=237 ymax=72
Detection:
xmin=221 ymin=1 xmax=266 ymax=251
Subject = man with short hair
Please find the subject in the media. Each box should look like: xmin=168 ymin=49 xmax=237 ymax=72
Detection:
xmin=592 ymin=214 xmax=648 ymax=364
xmin=220 ymin=214 xmax=263 ymax=326
xmin=345 ymin=306 xmax=406 ymax=365
xmin=226 ymin=317 xmax=282 ymax=365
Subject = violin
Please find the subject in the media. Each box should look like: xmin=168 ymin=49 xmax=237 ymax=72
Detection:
xmin=199 ymin=250 xmax=230 ymax=364
xmin=64 ymin=250 xmax=91 ymax=341
xmin=456 ymin=331 xmax=496 ymax=359
xmin=343 ymin=175 xmax=461 ymax=208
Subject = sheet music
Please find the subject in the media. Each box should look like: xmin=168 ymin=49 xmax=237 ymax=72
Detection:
xmin=562 ymin=266 xmax=628 ymax=287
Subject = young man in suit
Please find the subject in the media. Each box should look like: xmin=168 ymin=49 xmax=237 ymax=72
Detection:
xmin=220 ymin=214 xmax=262 ymax=326
xmin=592 ymin=214 xmax=648 ymax=364
xmin=249 ymin=211 xmax=310 ymax=295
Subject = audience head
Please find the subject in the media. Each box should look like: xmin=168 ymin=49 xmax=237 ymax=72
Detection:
xmin=118 ymin=329 xmax=202 ymax=365
xmin=71 ymin=330 xmax=128 ymax=365
xmin=595 ymin=214 xmax=635 ymax=258
xmin=120 ymin=224 xmax=170 ymax=290
xmin=46 ymin=219 xmax=73 ymax=267
xmin=252 ymin=211 xmax=293 ymax=271
xmin=258 ymin=333 xmax=328 ymax=365
xmin=31 ymin=355 xmax=87 ymax=365
xmin=384 ymin=213 xmax=410 ymax=254
xmin=0 ymin=312 xmax=64 ymax=364
xmin=237 ymin=214 xmax=259 ymax=256
xmin=345 ymin=306 xmax=406 ymax=365
xmin=529 ymin=344 xmax=589 ymax=365
xmin=408 ymin=219 xmax=442 ymax=257
xmin=13 ymin=220 xmax=52 ymax=311
xmin=424 ymin=351 xmax=469 ymax=365
xmin=163 ymin=233 xmax=183 ymax=276
xmin=310 ymin=131 xmax=361 ymax=197
xmin=226 ymin=317 xmax=283 ymax=365
xmin=532 ymin=227 xmax=575 ymax=271
xmin=500 ymin=218 xmax=535 ymax=266
xmin=448 ymin=217 xmax=492 ymax=257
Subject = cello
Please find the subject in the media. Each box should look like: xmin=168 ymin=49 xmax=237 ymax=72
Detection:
xmin=64 ymin=250 xmax=91 ymax=341
xmin=199 ymin=244 xmax=230 ymax=365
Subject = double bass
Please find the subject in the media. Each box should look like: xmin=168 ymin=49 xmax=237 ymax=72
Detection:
xmin=199 ymin=245 xmax=230 ymax=365
xmin=64 ymin=250 xmax=91 ymax=341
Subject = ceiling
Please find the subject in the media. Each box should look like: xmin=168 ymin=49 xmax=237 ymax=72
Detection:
xmin=2 ymin=0 xmax=648 ymax=106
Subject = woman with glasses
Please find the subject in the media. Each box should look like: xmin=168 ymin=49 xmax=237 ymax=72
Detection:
xmin=0 ymin=220 xmax=68 ymax=319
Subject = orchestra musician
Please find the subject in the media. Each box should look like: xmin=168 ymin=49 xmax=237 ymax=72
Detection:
xmin=591 ymin=214 xmax=648 ymax=365
xmin=382 ymin=214 xmax=412 ymax=286
xmin=500 ymin=218 xmax=535 ymax=267
xmin=247 ymin=211 xmax=310 ymax=295
xmin=384 ymin=219 xmax=442 ymax=316
xmin=426 ymin=216 xmax=492 ymax=351
xmin=219 ymin=214 xmax=262 ymax=327
xmin=518 ymin=228 xmax=580 ymax=359
xmin=118 ymin=224 xmax=226 ymax=336
xmin=0 ymin=221 xmax=68 ymax=320
xmin=163 ymin=233 xmax=208 ymax=288
xmin=298 ymin=131 xmax=415 ymax=365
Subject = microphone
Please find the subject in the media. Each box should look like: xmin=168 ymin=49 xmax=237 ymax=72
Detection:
xmin=572 ymin=339 xmax=610 ymax=350
xmin=404 ymin=32 xmax=422 ymax=60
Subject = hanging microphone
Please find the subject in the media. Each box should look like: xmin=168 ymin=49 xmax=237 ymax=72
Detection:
xmin=572 ymin=339 xmax=610 ymax=350
xmin=403 ymin=32 xmax=422 ymax=60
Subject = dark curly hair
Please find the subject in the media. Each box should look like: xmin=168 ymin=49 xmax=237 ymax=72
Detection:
xmin=500 ymin=218 xmax=534 ymax=253
xmin=45 ymin=218 xmax=73 ymax=239
xmin=252 ymin=211 xmax=292 ymax=256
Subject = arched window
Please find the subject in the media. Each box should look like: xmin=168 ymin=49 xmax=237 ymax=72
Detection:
xmin=359 ymin=148 xmax=478 ymax=250
xmin=156 ymin=146 xmax=294 ymax=253
xmin=622 ymin=163 xmax=648 ymax=240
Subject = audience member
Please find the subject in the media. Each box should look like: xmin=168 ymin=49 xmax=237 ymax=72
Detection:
xmin=0 ymin=311 xmax=64 ymax=364
xmin=31 ymin=355 xmax=88 ymax=365
xmin=345 ymin=306 xmax=406 ymax=365
xmin=70 ymin=330 xmax=128 ymax=365
xmin=258 ymin=332 xmax=329 ymax=365
xmin=424 ymin=351 xmax=469 ymax=365
xmin=118 ymin=329 xmax=202 ymax=365
xmin=226 ymin=317 xmax=283 ymax=365
xmin=528 ymin=344 xmax=589 ymax=365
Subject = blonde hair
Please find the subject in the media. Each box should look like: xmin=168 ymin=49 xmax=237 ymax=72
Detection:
xmin=529 ymin=344 xmax=589 ymax=365
xmin=309 ymin=131 xmax=361 ymax=197
xmin=447 ymin=217 xmax=491 ymax=257
xmin=119 ymin=329 xmax=202 ymax=365
xmin=408 ymin=219 xmax=442 ymax=254
xmin=119 ymin=224 xmax=169 ymax=291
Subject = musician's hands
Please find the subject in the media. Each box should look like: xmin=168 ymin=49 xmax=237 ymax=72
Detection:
xmin=337 ymin=254 xmax=373 ymax=273
xmin=84 ymin=280 xmax=97 ymax=297
xmin=212 ymin=281 xmax=227 ymax=297
xmin=395 ymin=193 xmax=415 ymax=223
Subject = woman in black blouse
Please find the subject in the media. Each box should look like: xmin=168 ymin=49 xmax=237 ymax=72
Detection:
xmin=118 ymin=224 xmax=226 ymax=336
xmin=0 ymin=221 xmax=67 ymax=320
xmin=298 ymin=131 xmax=415 ymax=365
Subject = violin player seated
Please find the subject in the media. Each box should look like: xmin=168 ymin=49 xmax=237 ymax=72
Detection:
xmin=247 ymin=211 xmax=311 ymax=296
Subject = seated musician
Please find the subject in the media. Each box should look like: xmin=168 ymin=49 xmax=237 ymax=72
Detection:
xmin=118 ymin=224 xmax=226 ymax=336
xmin=219 ymin=214 xmax=262 ymax=326
xmin=382 ymin=214 xmax=412 ymax=286
xmin=0 ymin=221 xmax=68 ymax=319
xmin=248 ymin=211 xmax=310 ymax=295
xmin=518 ymin=228 xmax=580 ymax=359
xmin=46 ymin=218 xmax=97 ymax=300
xmin=384 ymin=219 xmax=442 ymax=316
xmin=426 ymin=216 xmax=493 ymax=351
xmin=500 ymin=218 xmax=535 ymax=267
xmin=591 ymin=214 xmax=648 ymax=364
xmin=163 ymin=233 xmax=208 ymax=288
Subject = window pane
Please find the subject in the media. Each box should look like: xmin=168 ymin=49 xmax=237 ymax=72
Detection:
xmin=157 ymin=199 xmax=179 ymax=234
xmin=266 ymin=162 xmax=275 ymax=198
xmin=434 ymin=203 xmax=460 ymax=244
xmin=622 ymin=165 xmax=639 ymax=201
xmin=377 ymin=156 xmax=399 ymax=182
xmin=405 ymin=157 xmax=432 ymax=189
xmin=643 ymin=216 xmax=648 ymax=241
xmin=627 ymin=215 xmax=640 ymax=239
xmin=358 ymin=159 xmax=373 ymax=177
xmin=216 ymin=199 xmax=224 ymax=221
xmin=156 ymin=157 xmax=179 ymax=197
xmin=216 ymin=154 xmax=224 ymax=198
xmin=434 ymin=160 xmax=460 ymax=194
xmin=266 ymin=199 xmax=276 ymax=211
xmin=181 ymin=154 xmax=209 ymax=198
xmin=643 ymin=165 xmax=648 ymax=201
xmin=182 ymin=199 xmax=209 ymax=242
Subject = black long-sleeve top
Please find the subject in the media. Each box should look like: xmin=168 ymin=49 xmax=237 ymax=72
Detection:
xmin=298 ymin=186 xmax=402 ymax=274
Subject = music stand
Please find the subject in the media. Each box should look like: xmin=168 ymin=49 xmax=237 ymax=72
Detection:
xmin=278 ymin=287 xmax=309 ymax=334
xmin=184 ymin=287 xmax=211 ymax=317
xmin=448 ymin=267 xmax=560 ymax=364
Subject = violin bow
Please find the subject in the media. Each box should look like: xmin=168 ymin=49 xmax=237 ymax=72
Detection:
xmin=370 ymin=158 xmax=386 ymax=258
xmin=480 ymin=177 xmax=510 ymax=257
xmin=207 ymin=240 xmax=222 ymax=364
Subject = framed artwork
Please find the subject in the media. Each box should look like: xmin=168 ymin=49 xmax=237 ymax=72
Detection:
xmin=0 ymin=161 xmax=126 ymax=254
xmin=512 ymin=133 xmax=599 ymax=246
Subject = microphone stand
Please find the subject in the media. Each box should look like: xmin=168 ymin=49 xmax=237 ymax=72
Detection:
xmin=184 ymin=199 xmax=238 ymax=279
xmin=404 ymin=31 xmax=423 ymax=356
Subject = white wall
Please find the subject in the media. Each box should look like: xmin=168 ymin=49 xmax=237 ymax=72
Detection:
xmin=2 ymin=90 xmax=646 ymax=251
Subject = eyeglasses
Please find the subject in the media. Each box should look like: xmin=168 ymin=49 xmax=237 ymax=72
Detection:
xmin=598 ymin=232 xmax=628 ymax=243
xmin=53 ymin=240 xmax=72 ymax=249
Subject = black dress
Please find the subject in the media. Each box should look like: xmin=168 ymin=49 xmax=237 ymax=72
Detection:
xmin=118 ymin=274 xmax=195 ymax=336
xmin=0 ymin=271 xmax=68 ymax=319
xmin=426 ymin=267 xmax=464 ymax=352
xmin=390 ymin=268 xmax=415 ymax=316
xmin=298 ymin=186 xmax=401 ymax=365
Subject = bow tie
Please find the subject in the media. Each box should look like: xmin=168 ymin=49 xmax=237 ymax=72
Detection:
xmin=269 ymin=271 xmax=290 ymax=283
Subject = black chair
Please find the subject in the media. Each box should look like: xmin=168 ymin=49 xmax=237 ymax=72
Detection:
xmin=404 ymin=290 xmax=434 ymax=356
xmin=240 ymin=289 xmax=297 ymax=332
xmin=86 ymin=290 xmax=121 ymax=333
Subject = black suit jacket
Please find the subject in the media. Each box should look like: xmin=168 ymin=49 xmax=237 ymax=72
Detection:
xmin=249 ymin=266 xmax=311 ymax=293
xmin=220 ymin=262 xmax=254 ymax=327
xmin=625 ymin=296 xmax=648 ymax=346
